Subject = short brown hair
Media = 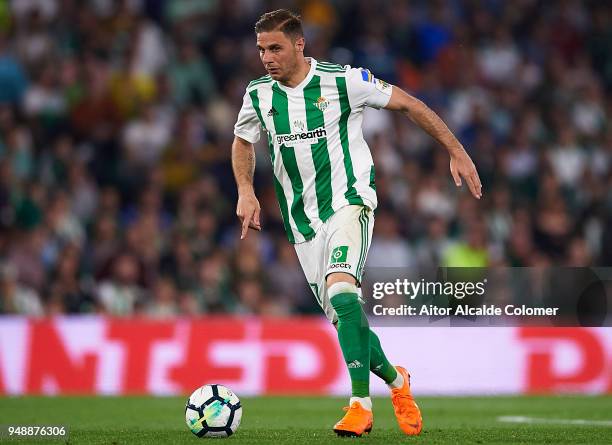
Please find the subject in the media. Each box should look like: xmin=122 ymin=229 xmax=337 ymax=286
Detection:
xmin=254 ymin=9 xmax=303 ymax=40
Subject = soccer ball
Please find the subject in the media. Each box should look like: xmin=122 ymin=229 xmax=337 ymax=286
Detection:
xmin=185 ymin=384 xmax=242 ymax=438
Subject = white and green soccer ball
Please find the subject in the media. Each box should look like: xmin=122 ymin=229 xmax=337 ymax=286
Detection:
xmin=185 ymin=384 xmax=242 ymax=438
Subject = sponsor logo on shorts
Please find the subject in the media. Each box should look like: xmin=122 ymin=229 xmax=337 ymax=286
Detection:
xmin=331 ymin=246 xmax=349 ymax=263
xmin=329 ymin=262 xmax=351 ymax=270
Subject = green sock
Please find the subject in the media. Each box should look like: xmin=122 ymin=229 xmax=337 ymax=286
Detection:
xmin=369 ymin=329 xmax=398 ymax=384
xmin=330 ymin=286 xmax=370 ymax=398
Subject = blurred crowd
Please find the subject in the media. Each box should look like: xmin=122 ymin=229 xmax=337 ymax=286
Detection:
xmin=1 ymin=0 xmax=611 ymax=317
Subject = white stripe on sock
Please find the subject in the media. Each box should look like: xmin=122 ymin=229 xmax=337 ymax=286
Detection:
xmin=328 ymin=281 xmax=358 ymax=299
xmin=388 ymin=371 xmax=404 ymax=389
xmin=350 ymin=396 xmax=372 ymax=411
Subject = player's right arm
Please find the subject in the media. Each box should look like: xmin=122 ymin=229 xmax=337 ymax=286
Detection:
xmin=233 ymin=90 xmax=263 ymax=239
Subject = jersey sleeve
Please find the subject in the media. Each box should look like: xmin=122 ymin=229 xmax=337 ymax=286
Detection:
xmin=345 ymin=67 xmax=393 ymax=110
xmin=233 ymin=90 xmax=261 ymax=144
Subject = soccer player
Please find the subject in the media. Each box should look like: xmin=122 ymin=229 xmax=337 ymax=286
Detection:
xmin=232 ymin=9 xmax=482 ymax=437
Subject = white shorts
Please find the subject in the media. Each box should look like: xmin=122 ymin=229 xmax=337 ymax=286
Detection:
xmin=294 ymin=205 xmax=375 ymax=323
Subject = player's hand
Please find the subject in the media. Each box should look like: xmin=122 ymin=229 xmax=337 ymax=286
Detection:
xmin=450 ymin=149 xmax=482 ymax=199
xmin=236 ymin=192 xmax=262 ymax=239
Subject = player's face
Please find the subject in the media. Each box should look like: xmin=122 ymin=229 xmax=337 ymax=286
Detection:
xmin=256 ymin=31 xmax=303 ymax=82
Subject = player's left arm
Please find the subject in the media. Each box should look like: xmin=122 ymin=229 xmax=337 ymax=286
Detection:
xmin=385 ymin=86 xmax=482 ymax=199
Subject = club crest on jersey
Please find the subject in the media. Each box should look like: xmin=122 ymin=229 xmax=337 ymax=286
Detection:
xmin=313 ymin=96 xmax=330 ymax=112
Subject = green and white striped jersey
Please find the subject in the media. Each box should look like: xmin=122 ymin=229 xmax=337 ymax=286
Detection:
xmin=234 ymin=58 xmax=392 ymax=244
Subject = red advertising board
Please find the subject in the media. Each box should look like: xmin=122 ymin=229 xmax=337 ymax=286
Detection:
xmin=0 ymin=317 xmax=610 ymax=395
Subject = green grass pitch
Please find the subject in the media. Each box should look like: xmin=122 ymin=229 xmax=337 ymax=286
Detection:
xmin=0 ymin=395 xmax=610 ymax=444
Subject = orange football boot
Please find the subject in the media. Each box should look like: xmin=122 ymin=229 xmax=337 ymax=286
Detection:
xmin=333 ymin=401 xmax=373 ymax=437
xmin=391 ymin=366 xmax=423 ymax=435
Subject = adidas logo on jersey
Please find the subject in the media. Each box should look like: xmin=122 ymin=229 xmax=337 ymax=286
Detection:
xmin=267 ymin=107 xmax=279 ymax=117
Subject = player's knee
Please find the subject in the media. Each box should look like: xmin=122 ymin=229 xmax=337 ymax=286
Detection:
xmin=326 ymin=272 xmax=356 ymax=287
xmin=329 ymin=281 xmax=359 ymax=313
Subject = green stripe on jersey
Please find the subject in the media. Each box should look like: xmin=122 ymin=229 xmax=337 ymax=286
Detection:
xmin=369 ymin=165 xmax=376 ymax=190
xmin=271 ymin=83 xmax=315 ymax=240
xmin=317 ymin=62 xmax=346 ymax=73
xmin=316 ymin=67 xmax=346 ymax=74
xmin=335 ymin=77 xmax=364 ymax=206
xmin=316 ymin=63 xmax=346 ymax=72
xmin=357 ymin=208 xmax=369 ymax=280
xmin=248 ymin=89 xmax=266 ymax=128
xmin=303 ymin=75 xmax=334 ymax=222
xmin=249 ymin=89 xmax=295 ymax=243
xmin=248 ymin=75 xmax=272 ymax=88
xmin=318 ymin=61 xmax=345 ymax=69
xmin=268 ymin=134 xmax=296 ymax=243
